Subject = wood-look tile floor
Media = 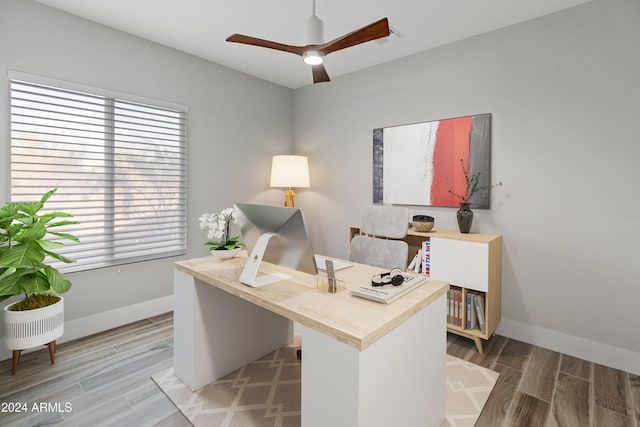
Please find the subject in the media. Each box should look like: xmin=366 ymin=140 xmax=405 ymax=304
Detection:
xmin=447 ymin=333 xmax=640 ymax=427
xmin=0 ymin=313 xmax=638 ymax=427
xmin=0 ymin=312 xmax=187 ymax=427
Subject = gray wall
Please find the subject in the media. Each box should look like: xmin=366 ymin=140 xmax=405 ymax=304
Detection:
xmin=0 ymin=0 xmax=293 ymax=359
xmin=293 ymin=0 xmax=640 ymax=373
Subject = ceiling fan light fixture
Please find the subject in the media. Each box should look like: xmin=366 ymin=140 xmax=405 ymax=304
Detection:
xmin=226 ymin=0 xmax=390 ymax=84
xmin=303 ymin=51 xmax=324 ymax=65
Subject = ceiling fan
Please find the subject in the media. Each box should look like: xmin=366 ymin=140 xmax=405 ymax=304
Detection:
xmin=225 ymin=0 xmax=390 ymax=84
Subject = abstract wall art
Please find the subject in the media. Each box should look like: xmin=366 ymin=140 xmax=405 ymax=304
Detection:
xmin=373 ymin=113 xmax=492 ymax=208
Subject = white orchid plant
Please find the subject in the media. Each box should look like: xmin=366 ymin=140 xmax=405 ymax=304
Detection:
xmin=199 ymin=207 xmax=244 ymax=251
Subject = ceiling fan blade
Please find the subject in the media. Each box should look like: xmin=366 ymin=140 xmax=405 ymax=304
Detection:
xmin=318 ymin=18 xmax=390 ymax=56
xmin=312 ymin=64 xmax=330 ymax=83
xmin=226 ymin=34 xmax=306 ymax=56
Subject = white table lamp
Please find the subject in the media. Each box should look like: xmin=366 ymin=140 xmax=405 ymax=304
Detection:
xmin=270 ymin=155 xmax=310 ymax=207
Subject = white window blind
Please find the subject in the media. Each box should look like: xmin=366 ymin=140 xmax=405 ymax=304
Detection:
xmin=10 ymin=77 xmax=187 ymax=272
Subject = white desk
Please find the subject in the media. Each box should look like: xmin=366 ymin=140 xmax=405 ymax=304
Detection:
xmin=173 ymin=255 xmax=448 ymax=427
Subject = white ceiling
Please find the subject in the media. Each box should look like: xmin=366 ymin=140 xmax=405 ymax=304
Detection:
xmin=35 ymin=0 xmax=592 ymax=89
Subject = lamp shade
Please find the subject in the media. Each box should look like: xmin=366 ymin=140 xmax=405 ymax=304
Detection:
xmin=270 ymin=155 xmax=310 ymax=188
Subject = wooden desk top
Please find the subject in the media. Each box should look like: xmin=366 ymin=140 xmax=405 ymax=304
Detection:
xmin=174 ymin=255 xmax=448 ymax=351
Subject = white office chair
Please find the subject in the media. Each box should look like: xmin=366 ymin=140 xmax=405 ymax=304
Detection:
xmin=349 ymin=205 xmax=410 ymax=270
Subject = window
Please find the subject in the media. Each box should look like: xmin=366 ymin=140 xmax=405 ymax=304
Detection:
xmin=9 ymin=74 xmax=187 ymax=272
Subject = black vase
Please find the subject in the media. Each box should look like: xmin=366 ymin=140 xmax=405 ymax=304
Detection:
xmin=456 ymin=202 xmax=473 ymax=233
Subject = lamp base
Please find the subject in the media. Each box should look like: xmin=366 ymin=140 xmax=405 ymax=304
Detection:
xmin=284 ymin=189 xmax=296 ymax=208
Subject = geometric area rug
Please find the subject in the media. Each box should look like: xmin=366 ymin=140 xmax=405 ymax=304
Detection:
xmin=152 ymin=346 xmax=498 ymax=427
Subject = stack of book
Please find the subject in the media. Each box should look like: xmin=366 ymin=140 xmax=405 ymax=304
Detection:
xmin=407 ymin=241 xmax=431 ymax=275
xmin=350 ymin=273 xmax=428 ymax=304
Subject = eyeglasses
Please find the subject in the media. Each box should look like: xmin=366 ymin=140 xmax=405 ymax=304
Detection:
xmin=371 ymin=268 xmax=405 ymax=287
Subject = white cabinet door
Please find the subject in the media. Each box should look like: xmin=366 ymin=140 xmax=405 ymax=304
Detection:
xmin=430 ymin=237 xmax=488 ymax=292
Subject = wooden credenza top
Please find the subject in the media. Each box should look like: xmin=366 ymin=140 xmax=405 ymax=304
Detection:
xmin=350 ymin=225 xmax=502 ymax=244
xmin=174 ymin=255 xmax=448 ymax=351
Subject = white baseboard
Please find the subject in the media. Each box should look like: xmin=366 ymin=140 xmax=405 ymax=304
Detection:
xmin=497 ymin=317 xmax=640 ymax=376
xmin=0 ymin=295 xmax=173 ymax=362
xmin=62 ymin=295 xmax=174 ymax=343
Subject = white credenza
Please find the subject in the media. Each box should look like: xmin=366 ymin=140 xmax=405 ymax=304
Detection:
xmin=430 ymin=233 xmax=502 ymax=353
xmin=350 ymin=226 xmax=502 ymax=353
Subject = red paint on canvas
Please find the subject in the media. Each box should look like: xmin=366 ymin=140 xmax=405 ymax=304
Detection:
xmin=430 ymin=117 xmax=472 ymax=206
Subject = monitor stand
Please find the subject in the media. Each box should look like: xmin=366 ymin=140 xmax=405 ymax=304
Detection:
xmin=239 ymin=232 xmax=292 ymax=287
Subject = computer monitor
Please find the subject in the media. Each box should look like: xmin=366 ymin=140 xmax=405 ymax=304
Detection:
xmin=234 ymin=203 xmax=318 ymax=287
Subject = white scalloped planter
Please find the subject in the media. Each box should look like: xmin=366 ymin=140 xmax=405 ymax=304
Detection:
xmin=210 ymin=248 xmax=245 ymax=261
xmin=3 ymin=296 xmax=64 ymax=351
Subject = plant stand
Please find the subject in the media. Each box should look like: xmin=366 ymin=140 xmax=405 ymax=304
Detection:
xmin=11 ymin=341 xmax=57 ymax=375
xmin=3 ymin=297 xmax=64 ymax=375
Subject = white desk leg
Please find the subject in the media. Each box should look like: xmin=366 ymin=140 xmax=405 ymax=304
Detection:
xmin=173 ymin=269 xmax=293 ymax=391
xmin=301 ymin=294 xmax=446 ymax=427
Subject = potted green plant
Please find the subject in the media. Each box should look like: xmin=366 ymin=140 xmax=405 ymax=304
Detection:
xmin=0 ymin=188 xmax=79 ymax=374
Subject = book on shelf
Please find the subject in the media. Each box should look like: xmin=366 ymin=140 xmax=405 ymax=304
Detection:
xmin=454 ymin=291 xmax=460 ymax=326
xmin=350 ymin=273 xmax=428 ymax=304
xmin=458 ymin=291 xmax=463 ymax=327
xmin=447 ymin=288 xmax=454 ymax=325
xmin=473 ymin=293 xmax=486 ymax=333
xmin=447 ymin=286 xmax=464 ymax=327
xmin=421 ymin=241 xmax=430 ymax=276
xmin=466 ymin=292 xmax=478 ymax=330
xmin=408 ymin=249 xmax=422 ymax=273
